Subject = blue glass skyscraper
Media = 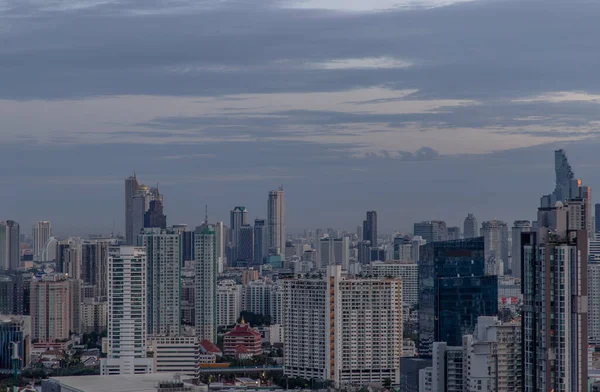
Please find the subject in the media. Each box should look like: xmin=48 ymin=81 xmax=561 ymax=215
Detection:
xmin=418 ymin=237 xmax=498 ymax=357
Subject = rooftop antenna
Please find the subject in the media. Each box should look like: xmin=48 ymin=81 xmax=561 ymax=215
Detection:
xmin=205 ymin=205 xmax=208 ymax=225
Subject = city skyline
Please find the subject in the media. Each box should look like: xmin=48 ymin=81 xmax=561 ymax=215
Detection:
xmin=5 ymin=0 xmax=600 ymax=235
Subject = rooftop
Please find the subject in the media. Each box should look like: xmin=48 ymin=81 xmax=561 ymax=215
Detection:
xmin=46 ymin=373 xmax=195 ymax=392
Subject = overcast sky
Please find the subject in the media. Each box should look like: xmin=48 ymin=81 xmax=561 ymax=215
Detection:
xmin=2 ymin=0 xmax=600 ymax=236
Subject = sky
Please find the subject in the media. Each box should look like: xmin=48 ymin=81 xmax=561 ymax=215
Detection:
xmin=2 ymin=0 xmax=600 ymax=236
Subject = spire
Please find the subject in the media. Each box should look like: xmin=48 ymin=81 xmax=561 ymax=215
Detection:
xmin=205 ymin=205 xmax=208 ymax=225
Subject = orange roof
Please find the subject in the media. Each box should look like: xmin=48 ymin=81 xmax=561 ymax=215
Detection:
xmin=199 ymin=339 xmax=222 ymax=354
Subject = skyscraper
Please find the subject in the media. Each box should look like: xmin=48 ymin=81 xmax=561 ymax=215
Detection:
xmin=596 ymin=203 xmax=600 ymax=233
xmin=317 ymin=237 xmax=350 ymax=270
xmin=463 ymin=214 xmax=478 ymax=238
xmin=0 ymin=221 xmax=20 ymax=271
xmin=414 ymin=221 xmax=447 ymax=244
xmin=510 ymin=220 xmax=531 ymax=279
xmin=237 ymin=225 xmax=254 ymax=267
xmin=268 ymin=188 xmax=286 ymax=256
xmin=144 ymin=199 xmax=167 ymax=230
xmin=32 ymin=221 xmax=51 ymax=261
xmin=214 ymin=221 xmax=226 ymax=261
xmin=589 ymin=261 xmax=600 ymax=344
xmin=363 ymin=211 xmax=378 ymax=246
xmin=81 ymin=240 xmax=110 ymax=298
xmin=283 ymin=265 xmax=402 ymax=386
xmin=125 ymin=173 xmax=139 ymax=245
xmin=195 ymin=226 xmax=217 ymax=343
xmin=447 ymin=227 xmax=460 ymax=240
xmin=522 ymin=225 xmax=588 ymax=391
xmin=141 ymin=228 xmax=181 ymax=336
xmin=540 ymin=149 xmax=592 ymax=238
xmin=253 ymin=219 xmax=267 ymax=265
xmin=418 ymin=237 xmax=497 ymax=357
xmin=480 ymin=219 xmax=509 ymax=275
xmin=230 ymin=207 xmax=248 ymax=263
xmin=101 ymin=246 xmax=153 ymax=375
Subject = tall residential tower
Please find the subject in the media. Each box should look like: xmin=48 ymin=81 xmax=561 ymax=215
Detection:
xmin=268 ymin=188 xmax=286 ymax=256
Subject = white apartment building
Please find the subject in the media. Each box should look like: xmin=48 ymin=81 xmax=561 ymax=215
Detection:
xmin=101 ymin=246 xmax=153 ymax=375
xmin=362 ymin=261 xmax=419 ymax=307
xmin=284 ymin=265 xmax=402 ymax=387
xmin=32 ymin=221 xmax=52 ymax=261
xmin=217 ymin=280 xmax=242 ymax=327
xmin=269 ymin=280 xmax=284 ymax=325
xmin=141 ymin=229 xmax=181 ymax=336
xmin=148 ymin=336 xmax=199 ymax=377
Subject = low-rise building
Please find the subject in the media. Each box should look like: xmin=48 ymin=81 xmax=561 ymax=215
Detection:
xmin=223 ymin=321 xmax=262 ymax=357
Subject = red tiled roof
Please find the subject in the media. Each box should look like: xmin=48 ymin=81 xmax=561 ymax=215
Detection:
xmin=200 ymin=339 xmax=222 ymax=354
xmin=225 ymin=323 xmax=261 ymax=337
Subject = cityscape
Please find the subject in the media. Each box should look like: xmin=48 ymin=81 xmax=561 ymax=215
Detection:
xmin=0 ymin=148 xmax=597 ymax=392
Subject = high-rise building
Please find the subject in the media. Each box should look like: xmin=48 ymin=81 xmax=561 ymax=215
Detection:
xmin=101 ymin=246 xmax=153 ymax=375
xmin=80 ymin=298 xmax=107 ymax=334
xmin=0 ymin=315 xmax=31 ymax=374
xmin=253 ymin=219 xmax=267 ymax=265
xmin=144 ymin=199 xmax=167 ymax=230
xmin=216 ymin=280 xmax=242 ymax=327
xmin=237 ymin=225 xmax=254 ymax=267
xmin=32 ymin=221 xmax=51 ymax=261
xmin=411 ymin=236 xmax=426 ymax=263
xmin=480 ymin=219 xmax=509 ymax=275
xmin=214 ymin=221 xmax=226 ymax=261
xmin=446 ymin=227 xmax=460 ymax=240
xmin=589 ymin=261 xmax=600 ymax=343
xmin=510 ymin=220 xmax=531 ymax=279
xmin=284 ymin=265 xmax=402 ymax=386
xmin=596 ymin=203 xmax=600 ymax=233
xmin=268 ymin=188 xmax=286 ymax=256
xmin=540 ymin=149 xmax=592 ymax=239
xmin=125 ymin=173 xmax=140 ymax=245
xmin=30 ymin=274 xmax=80 ymax=341
xmin=362 ymin=211 xmax=378 ymax=247
xmin=0 ymin=272 xmax=29 ymax=315
xmin=363 ymin=261 xmax=419 ymax=307
xmin=56 ymin=240 xmax=81 ymax=279
xmin=141 ymin=228 xmax=181 ymax=336
xmin=40 ymin=237 xmax=58 ymax=263
xmin=356 ymin=225 xmax=363 ymax=242
xmin=414 ymin=221 xmax=447 ymax=244
xmin=463 ymin=214 xmax=478 ymax=239
xmin=195 ymin=226 xmax=217 ymax=343
xmin=462 ymin=316 xmax=522 ymax=392
xmin=393 ymin=236 xmax=412 ymax=261
xmin=522 ymin=222 xmax=588 ymax=391
xmin=317 ymin=237 xmax=350 ymax=270
xmin=243 ymin=279 xmax=272 ymax=317
xmin=418 ymin=237 xmax=497 ymax=357
xmin=81 ymin=240 xmax=111 ymax=298
xmin=0 ymin=221 xmax=20 ymax=271
xmin=230 ymin=207 xmax=248 ymax=263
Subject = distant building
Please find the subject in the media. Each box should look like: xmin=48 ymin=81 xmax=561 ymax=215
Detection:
xmin=0 ymin=272 xmax=30 ymax=315
xmin=217 ymin=280 xmax=242 ymax=327
xmin=317 ymin=237 xmax=350 ymax=270
xmin=463 ymin=214 xmax=478 ymax=239
xmin=0 ymin=220 xmax=20 ymax=271
xmin=414 ymin=221 xmax=447 ymax=244
xmin=81 ymin=240 xmax=111 ymax=298
xmin=363 ymin=211 xmax=378 ymax=247
xmin=237 ymin=225 xmax=254 ymax=267
xmin=30 ymin=274 xmax=80 ymax=341
xmin=510 ymin=220 xmax=530 ymax=278
xmin=268 ymin=188 xmax=286 ymax=256
xmin=32 ymin=221 xmax=52 ymax=261
xmin=141 ymin=229 xmax=181 ymax=336
xmin=253 ymin=219 xmax=267 ymax=265
xmin=223 ymin=321 xmax=262 ymax=357
xmin=230 ymin=207 xmax=248 ymax=264
xmin=195 ymin=226 xmax=217 ymax=343
xmin=393 ymin=236 xmax=412 ymax=261
xmin=80 ymin=298 xmax=107 ymax=334
xmin=446 ymin=227 xmax=460 ymax=240
xmin=481 ymin=219 xmax=509 ymax=275
xmin=144 ymin=199 xmax=167 ymax=230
